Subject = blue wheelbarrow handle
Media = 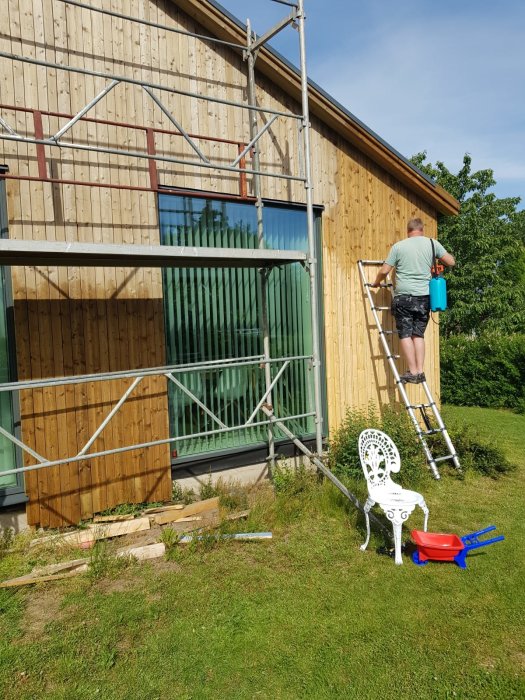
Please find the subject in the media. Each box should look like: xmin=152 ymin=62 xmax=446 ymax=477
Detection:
xmin=462 ymin=535 xmax=505 ymax=553
xmin=461 ymin=525 xmax=496 ymax=541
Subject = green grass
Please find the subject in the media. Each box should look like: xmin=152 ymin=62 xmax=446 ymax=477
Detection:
xmin=0 ymin=407 xmax=524 ymax=699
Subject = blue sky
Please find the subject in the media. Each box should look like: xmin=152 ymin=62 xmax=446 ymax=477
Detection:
xmin=217 ymin=0 xmax=525 ymax=208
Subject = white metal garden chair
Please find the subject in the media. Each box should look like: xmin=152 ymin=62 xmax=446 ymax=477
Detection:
xmin=358 ymin=429 xmax=429 ymax=565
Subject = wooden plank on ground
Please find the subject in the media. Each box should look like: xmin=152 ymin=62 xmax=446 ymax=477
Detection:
xmin=143 ymin=504 xmax=184 ymax=515
xmin=153 ymin=497 xmax=219 ymax=526
xmin=166 ymin=510 xmax=220 ymax=533
xmin=93 ymin=514 xmax=136 ymax=523
xmin=30 ymin=516 xmax=151 ymax=548
xmin=116 ymin=542 xmax=166 ymax=561
xmin=0 ymin=567 xmax=88 ymax=588
xmin=31 ymin=558 xmax=88 ymax=576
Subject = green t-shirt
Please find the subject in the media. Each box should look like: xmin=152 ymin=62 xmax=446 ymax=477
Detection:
xmin=385 ymin=236 xmax=448 ymax=297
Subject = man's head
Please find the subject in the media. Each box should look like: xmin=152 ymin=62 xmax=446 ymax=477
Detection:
xmin=407 ymin=217 xmax=424 ymax=237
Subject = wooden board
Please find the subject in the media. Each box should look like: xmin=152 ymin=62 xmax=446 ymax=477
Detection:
xmin=30 ymin=515 xmax=151 ymax=548
xmin=116 ymin=542 xmax=166 ymax=561
xmin=153 ymin=497 xmax=220 ymax=526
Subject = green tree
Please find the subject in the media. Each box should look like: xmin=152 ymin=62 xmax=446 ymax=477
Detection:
xmin=411 ymin=153 xmax=525 ymax=336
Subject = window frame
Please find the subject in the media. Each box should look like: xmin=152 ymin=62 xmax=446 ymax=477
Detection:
xmin=0 ymin=175 xmax=27 ymax=507
xmin=158 ymin=189 xmax=327 ymax=469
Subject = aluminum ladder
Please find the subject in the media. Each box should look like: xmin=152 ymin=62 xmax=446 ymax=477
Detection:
xmin=357 ymin=259 xmax=460 ymax=479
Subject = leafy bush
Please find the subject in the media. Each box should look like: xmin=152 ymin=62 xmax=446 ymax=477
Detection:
xmin=328 ymin=405 xmax=425 ymax=488
xmin=328 ymin=404 xmax=514 ymax=483
xmin=441 ymin=333 xmax=525 ymax=412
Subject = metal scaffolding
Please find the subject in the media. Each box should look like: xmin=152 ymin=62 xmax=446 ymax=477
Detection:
xmin=0 ymin=0 xmax=383 ymax=531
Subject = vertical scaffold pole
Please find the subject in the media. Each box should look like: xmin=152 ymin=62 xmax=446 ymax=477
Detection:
xmin=246 ymin=20 xmax=275 ymax=469
xmin=297 ymin=0 xmax=324 ymax=456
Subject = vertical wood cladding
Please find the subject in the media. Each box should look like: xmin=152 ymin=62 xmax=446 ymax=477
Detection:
xmin=1 ymin=0 xmax=441 ymax=525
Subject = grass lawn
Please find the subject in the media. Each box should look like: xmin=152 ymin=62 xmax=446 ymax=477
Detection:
xmin=0 ymin=407 xmax=524 ymax=699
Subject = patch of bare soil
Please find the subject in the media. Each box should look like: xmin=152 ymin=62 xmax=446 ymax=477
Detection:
xmin=95 ymin=574 xmax=138 ymax=595
xmin=149 ymin=558 xmax=182 ymax=574
xmin=22 ymin=587 xmax=66 ymax=640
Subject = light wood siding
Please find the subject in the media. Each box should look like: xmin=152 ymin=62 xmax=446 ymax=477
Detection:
xmin=1 ymin=0 xmax=441 ymax=526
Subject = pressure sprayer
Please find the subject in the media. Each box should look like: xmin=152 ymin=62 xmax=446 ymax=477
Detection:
xmin=429 ymin=239 xmax=447 ymax=311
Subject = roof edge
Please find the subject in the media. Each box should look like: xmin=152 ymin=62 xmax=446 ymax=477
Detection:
xmin=174 ymin=0 xmax=460 ymax=216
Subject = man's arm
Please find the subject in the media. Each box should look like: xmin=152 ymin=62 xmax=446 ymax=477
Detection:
xmin=440 ymin=252 xmax=455 ymax=267
xmin=370 ymin=263 xmax=393 ymax=287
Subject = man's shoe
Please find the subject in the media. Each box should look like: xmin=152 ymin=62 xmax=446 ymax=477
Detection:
xmin=400 ymin=372 xmax=418 ymax=384
xmin=416 ymin=373 xmax=426 ymax=383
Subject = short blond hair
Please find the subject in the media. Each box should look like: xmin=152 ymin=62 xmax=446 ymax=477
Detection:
xmin=407 ymin=217 xmax=424 ymax=232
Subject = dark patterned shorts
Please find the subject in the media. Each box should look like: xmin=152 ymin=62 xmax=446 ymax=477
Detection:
xmin=392 ymin=294 xmax=430 ymax=339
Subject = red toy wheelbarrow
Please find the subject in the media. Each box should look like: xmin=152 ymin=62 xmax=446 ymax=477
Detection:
xmin=411 ymin=526 xmax=504 ymax=569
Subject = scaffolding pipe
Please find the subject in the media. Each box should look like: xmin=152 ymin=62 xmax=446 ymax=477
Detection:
xmin=0 ymin=354 xmax=312 ymax=393
xmin=142 ymin=86 xmax=211 ymax=164
xmin=55 ymin=0 xmax=248 ymax=51
xmin=297 ymin=0 xmax=324 ymax=457
xmin=231 ymin=114 xmax=279 ymax=167
xmin=250 ymin=9 xmax=298 ymax=53
xmin=246 ymin=18 xmax=275 ymax=469
xmin=165 ymin=373 xmax=228 ymax=429
xmin=76 ymin=376 xmax=143 ymax=457
xmin=0 ymin=411 xmax=316 ymax=478
xmin=51 ymin=79 xmax=119 ymax=142
xmin=0 ymin=51 xmax=301 ymax=120
xmin=0 ymin=132 xmax=305 ymax=184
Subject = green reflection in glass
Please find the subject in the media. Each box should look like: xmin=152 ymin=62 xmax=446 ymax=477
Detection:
xmin=160 ymin=195 xmax=318 ymax=457
xmin=0 ymin=267 xmax=16 ymax=487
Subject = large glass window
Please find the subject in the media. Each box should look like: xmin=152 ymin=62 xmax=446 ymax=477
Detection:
xmin=0 ymin=266 xmax=16 ymax=488
xmin=160 ymin=193 xmax=322 ymax=458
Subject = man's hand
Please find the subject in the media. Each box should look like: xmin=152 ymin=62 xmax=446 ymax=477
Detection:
xmin=371 ymin=262 xmax=393 ymax=288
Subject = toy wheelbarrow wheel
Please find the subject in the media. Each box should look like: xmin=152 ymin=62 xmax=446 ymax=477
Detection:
xmin=412 ymin=550 xmax=429 ymax=566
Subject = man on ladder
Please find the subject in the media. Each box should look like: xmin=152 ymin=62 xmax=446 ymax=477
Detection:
xmin=370 ymin=217 xmax=455 ymax=384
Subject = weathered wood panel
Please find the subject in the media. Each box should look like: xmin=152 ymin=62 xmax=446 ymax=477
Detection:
xmin=1 ymin=0 xmax=443 ymax=524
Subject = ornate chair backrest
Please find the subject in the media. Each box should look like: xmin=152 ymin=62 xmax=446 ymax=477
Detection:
xmin=358 ymin=429 xmax=401 ymax=492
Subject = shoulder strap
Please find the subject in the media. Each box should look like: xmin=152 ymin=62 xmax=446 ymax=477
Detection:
xmin=430 ymin=238 xmax=438 ymax=278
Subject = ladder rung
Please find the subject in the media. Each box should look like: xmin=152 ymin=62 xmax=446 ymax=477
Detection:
xmin=423 ymin=428 xmax=444 ymax=435
xmin=434 ymin=454 xmax=457 ymax=464
xmin=379 ymin=330 xmax=395 ymax=335
xmin=365 ymin=282 xmax=393 ymax=288
xmin=406 ymin=403 xmax=435 ymax=409
xmin=372 ymin=306 xmax=390 ymax=311
xmin=359 ymin=260 xmax=385 ymax=265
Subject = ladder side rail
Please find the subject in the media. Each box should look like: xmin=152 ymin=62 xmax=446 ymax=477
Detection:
xmin=357 ymin=261 xmax=442 ymax=479
xmin=420 ymin=382 xmax=461 ymax=470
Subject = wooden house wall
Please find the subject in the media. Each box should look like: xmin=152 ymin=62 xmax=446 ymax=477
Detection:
xmin=1 ymin=0 xmax=440 ymax=526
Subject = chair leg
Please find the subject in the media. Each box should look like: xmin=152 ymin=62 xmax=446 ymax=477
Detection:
xmin=360 ymin=499 xmax=373 ymax=551
xmin=420 ymin=500 xmax=429 ymax=532
xmin=392 ymin=522 xmax=403 ymax=565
